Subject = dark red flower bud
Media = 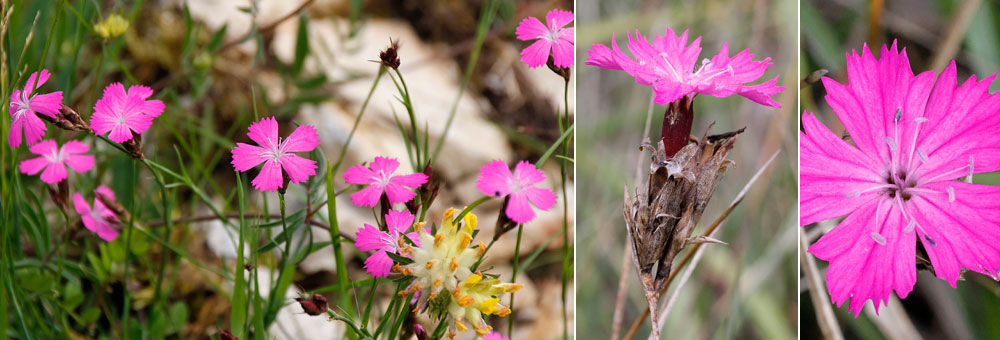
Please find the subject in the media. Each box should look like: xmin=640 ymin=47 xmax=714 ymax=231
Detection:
xmin=295 ymin=293 xmax=328 ymax=316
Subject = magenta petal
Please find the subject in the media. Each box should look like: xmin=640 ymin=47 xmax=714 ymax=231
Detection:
xmin=20 ymin=111 xmax=48 ymax=146
xmin=18 ymin=157 xmax=48 ymax=175
xmin=28 ymin=139 xmax=58 ymax=156
xmin=736 ymin=77 xmax=785 ymax=108
xmin=513 ymin=161 xmax=546 ymax=186
xmin=8 ymin=116 xmax=23 ymax=149
xmin=40 ymin=162 xmax=67 ymax=183
xmin=64 ymin=154 xmax=94 ymax=173
xmin=383 ymin=182 xmax=417 ymax=205
xmin=96 ymin=185 xmax=116 ymax=201
xmin=282 ymin=124 xmax=320 ymax=153
xmin=363 ymin=251 xmax=394 ymax=278
xmin=279 ymin=153 xmax=317 ymax=184
xmin=231 ymin=143 xmax=267 ymax=172
xmin=108 ymin=124 xmax=134 ymax=143
xmin=477 ymin=160 xmax=513 ymax=198
xmin=909 ymin=181 xmax=1000 ymax=286
xmin=389 ymin=172 xmax=428 ymax=189
xmin=344 ymin=164 xmax=377 ymax=185
xmin=247 ymin=116 xmax=279 ymax=148
xmin=544 ymin=8 xmax=573 ymax=30
xmin=29 ymin=91 xmax=63 ymax=117
xmin=351 ymin=184 xmax=384 ymax=207
xmin=523 ymin=186 xmax=557 ymax=212
xmin=385 ymin=209 xmax=415 ymax=235
xmin=250 ymin=160 xmax=283 ymax=192
xmin=141 ymin=99 xmax=165 ymax=118
xmin=551 ymin=37 xmax=574 ymax=67
xmin=73 ymin=193 xmax=90 ymax=215
xmin=810 ymin=200 xmax=914 ymax=317
xmin=23 ymin=70 xmax=51 ymax=96
xmin=521 ymin=39 xmax=553 ymax=68
xmin=355 ymin=224 xmax=392 ymax=252
xmin=514 ymin=16 xmax=547 ymax=41
xmin=369 ymin=156 xmax=400 ymax=175
xmin=505 ymin=192 xmax=535 ymax=224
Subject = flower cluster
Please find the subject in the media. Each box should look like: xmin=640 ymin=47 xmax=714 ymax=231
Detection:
xmin=801 ymin=42 xmax=1000 ymax=316
xmin=586 ymin=27 xmax=784 ymax=107
xmin=8 ymin=70 xmax=163 ymax=241
xmin=396 ymin=208 xmax=521 ymax=337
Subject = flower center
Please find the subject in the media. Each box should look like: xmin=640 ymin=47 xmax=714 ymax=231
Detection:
xmin=12 ymin=91 xmax=31 ymax=119
xmin=882 ymin=170 xmax=916 ymax=201
xmin=44 ymin=148 xmax=67 ymax=163
xmin=265 ymin=138 xmax=286 ymax=162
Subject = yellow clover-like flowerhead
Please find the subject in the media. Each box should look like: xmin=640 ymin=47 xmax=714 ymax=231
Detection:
xmin=94 ymin=14 xmax=129 ymax=39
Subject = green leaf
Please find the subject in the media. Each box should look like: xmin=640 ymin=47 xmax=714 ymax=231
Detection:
xmin=292 ymin=13 xmax=310 ymax=76
xmin=384 ymin=251 xmax=414 ymax=265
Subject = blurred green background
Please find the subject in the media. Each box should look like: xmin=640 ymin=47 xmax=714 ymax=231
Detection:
xmin=576 ymin=1 xmax=798 ymax=339
xmin=802 ymin=0 xmax=1000 ymax=339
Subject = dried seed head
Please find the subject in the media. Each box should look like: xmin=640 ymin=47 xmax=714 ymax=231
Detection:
xmin=376 ymin=37 xmax=401 ymax=69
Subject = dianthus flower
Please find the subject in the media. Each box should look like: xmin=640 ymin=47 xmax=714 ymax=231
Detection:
xmin=482 ymin=331 xmax=509 ymax=340
xmin=395 ymin=208 xmax=521 ymax=336
xmin=354 ymin=209 xmax=420 ymax=278
xmin=231 ymin=117 xmax=320 ymax=192
xmin=802 ymin=42 xmax=1000 ymax=316
xmin=515 ymin=8 xmax=574 ymax=68
xmin=477 ymin=160 xmax=556 ymax=224
xmin=344 ymin=156 xmax=428 ymax=207
xmin=586 ymin=27 xmax=783 ymax=107
xmin=90 ymin=83 xmax=164 ymax=143
xmin=73 ymin=185 xmax=120 ymax=241
xmin=19 ymin=140 xmax=93 ymax=184
xmin=9 ymin=69 xmax=63 ymax=149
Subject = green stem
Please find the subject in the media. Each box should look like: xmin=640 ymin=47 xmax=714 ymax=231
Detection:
xmin=279 ymin=193 xmax=291 ymax=263
xmin=452 ymin=196 xmax=491 ymax=224
xmin=121 ymin=159 xmax=139 ymax=339
xmin=506 ymin=223 xmax=524 ymax=336
xmin=470 ymin=238 xmax=496 ymax=272
xmin=559 ymin=74 xmax=572 ymax=340
xmin=325 ymin=163 xmax=357 ymax=339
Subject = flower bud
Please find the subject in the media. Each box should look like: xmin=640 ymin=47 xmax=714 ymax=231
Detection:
xmin=94 ymin=14 xmax=129 ymax=39
xmin=294 ymin=293 xmax=328 ymax=316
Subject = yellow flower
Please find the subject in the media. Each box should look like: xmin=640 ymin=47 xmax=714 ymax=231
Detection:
xmin=95 ymin=14 xmax=129 ymax=39
xmin=397 ymin=207 xmax=520 ymax=336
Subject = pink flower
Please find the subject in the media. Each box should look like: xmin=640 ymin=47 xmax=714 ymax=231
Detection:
xmin=586 ymin=27 xmax=784 ymax=107
xmin=802 ymin=42 xmax=1000 ymax=317
xmin=73 ymin=185 xmax=120 ymax=241
xmin=515 ymin=8 xmax=574 ymax=68
xmin=482 ymin=331 xmax=509 ymax=340
xmin=231 ymin=117 xmax=320 ymax=192
xmin=477 ymin=160 xmax=557 ymax=224
xmin=353 ymin=209 xmax=420 ymax=278
xmin=90 ymin=82 xmax=165 ymax=143
xmin=9 ymin=69 xmax=63 ymax=149
xmin=344 ymin=157 xmax=428 ymax=207
xmin=19 ymin=140 xmax=94 ymax=184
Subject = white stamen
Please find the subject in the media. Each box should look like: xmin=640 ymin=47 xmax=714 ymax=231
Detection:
xmin=904 ymin=219 xmax=916 ymax=233
xmin=968 ymin=156 xmax=975 ymax=181
xmin=917 ymin=148 xmax=929 ymax=163
xmin=845 ymin=190 xmax=861 ymax=198
xmin=885 ymin=137 xmax=898 ymax=152
xmin=947 ymin=186 xmax=955 ymax=202
xmin=914 ymin=117 xmax=928 ymax=123
xmin=894 ymin=109 xmax=902 ymax=123
xmin=870 ymin=232 xmax=887 ymax=245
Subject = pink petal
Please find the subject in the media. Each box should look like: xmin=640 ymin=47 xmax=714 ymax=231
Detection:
xmin=95 ymin=185 xmax=116 ymax=202
xmin=514 ymin=16 xmax=547 ymax=41
xmin=73 ymin=193 xmax=91 ymax=215
xmin=350 ymin=184 xmax=384 ymax=207
xmin=127 ymin=85 xmax=154 ymax=99
xmin=279 ymin=153 xmax=317 ymax=184
xmin=61 ymin=140 xmax=89 ymax=154
xmin=809 ymin=200 xmax=915 ymax=317
xmin=521 ymin=39 xmax=552 ymax=68
xmin=551 ymin=36 xmax=574 ymax=68
xmin=369 ymin=156 xmax=400 ymax=175
xmin=99 ymin=83 xmax=129 ymax=113
xmin=231 ymin=143 xmax=268 ymax=172
xmin=19 ymin=157 xmax=49 ymax=175
xmin=800 ymin=112 xmax=884 ymax=225
xmin=362 ymin=250 xmax=394 ymax=278
xmin=141 ymin=99 xmax=165 ymax=118
xmin=23 ymin=70 xmax=51 ymax=96
xmin=281 ymin=124 xmax=320 ymax=152
xmin=247 ymin=117 xmax=279 ymax=148
xmin=909 ymin=181 xmax=1000 ymax=286
xmin=20 ymin=111 xmax=48 ymax=146
xmin=8 ymin=113 xmax=23 ymax=149
xmin=64 ymin=154 xmax=94 ymax=173
xmin=544 ymin=8 xmax=573 ymax=30
xmin=108 ymin=123 xmax=135 ymax=143
xmin=383 ymin=181 xmax=418 ymax=205
xmin=28 ymin=139 xmax=58 ymax=155
xmin=513 ymin=161 xmax=546 ymax=187
xmin=735 ymin=77 xmax=785 ymax=108
xmin=524 ymin=186 xmax=557 ymax=212
xmin=94 ymin=224 xmax=120 ymax=241
xmin=477 ymin=160 xmax=514 ymax=198
xmin=389 ymin=172 xmax=428 ymax=189
xmin=28 ymin=91 xmax=63 ymax=117
xmin=343 ymin=164 xmax=377 ymax=185
xmin=250 ymin=160 xmax=283 ymax=192
xmin=40 ymin=162 xmax=67 ymax=183
xmin=354 ymin=224 xmax=392 ymax=252
xmin=586 ymin=34 xmax=629 ymax=71
xmin=385 ymin=209 xmax=415 ymax=235
xmin=505 ymin=192 xmax=535 ymax=224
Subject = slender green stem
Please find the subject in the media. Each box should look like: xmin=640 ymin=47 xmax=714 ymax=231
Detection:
xmin=325 ymin=163 xmax=355 ymax=324
xmin=470 ymin=237 xmax=496 ymax=271
xmin=452 ymin=196 xmax=491 ymax=224
xmin=506 ymin=223 xmax=524 ymax=336
xmin=559 ymin=75 xmax=572 ymax=340
xmin=279 ymin=193 xmax=291 ymax=262
xmin=120 ymin=159 xmax=139 ymax=339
